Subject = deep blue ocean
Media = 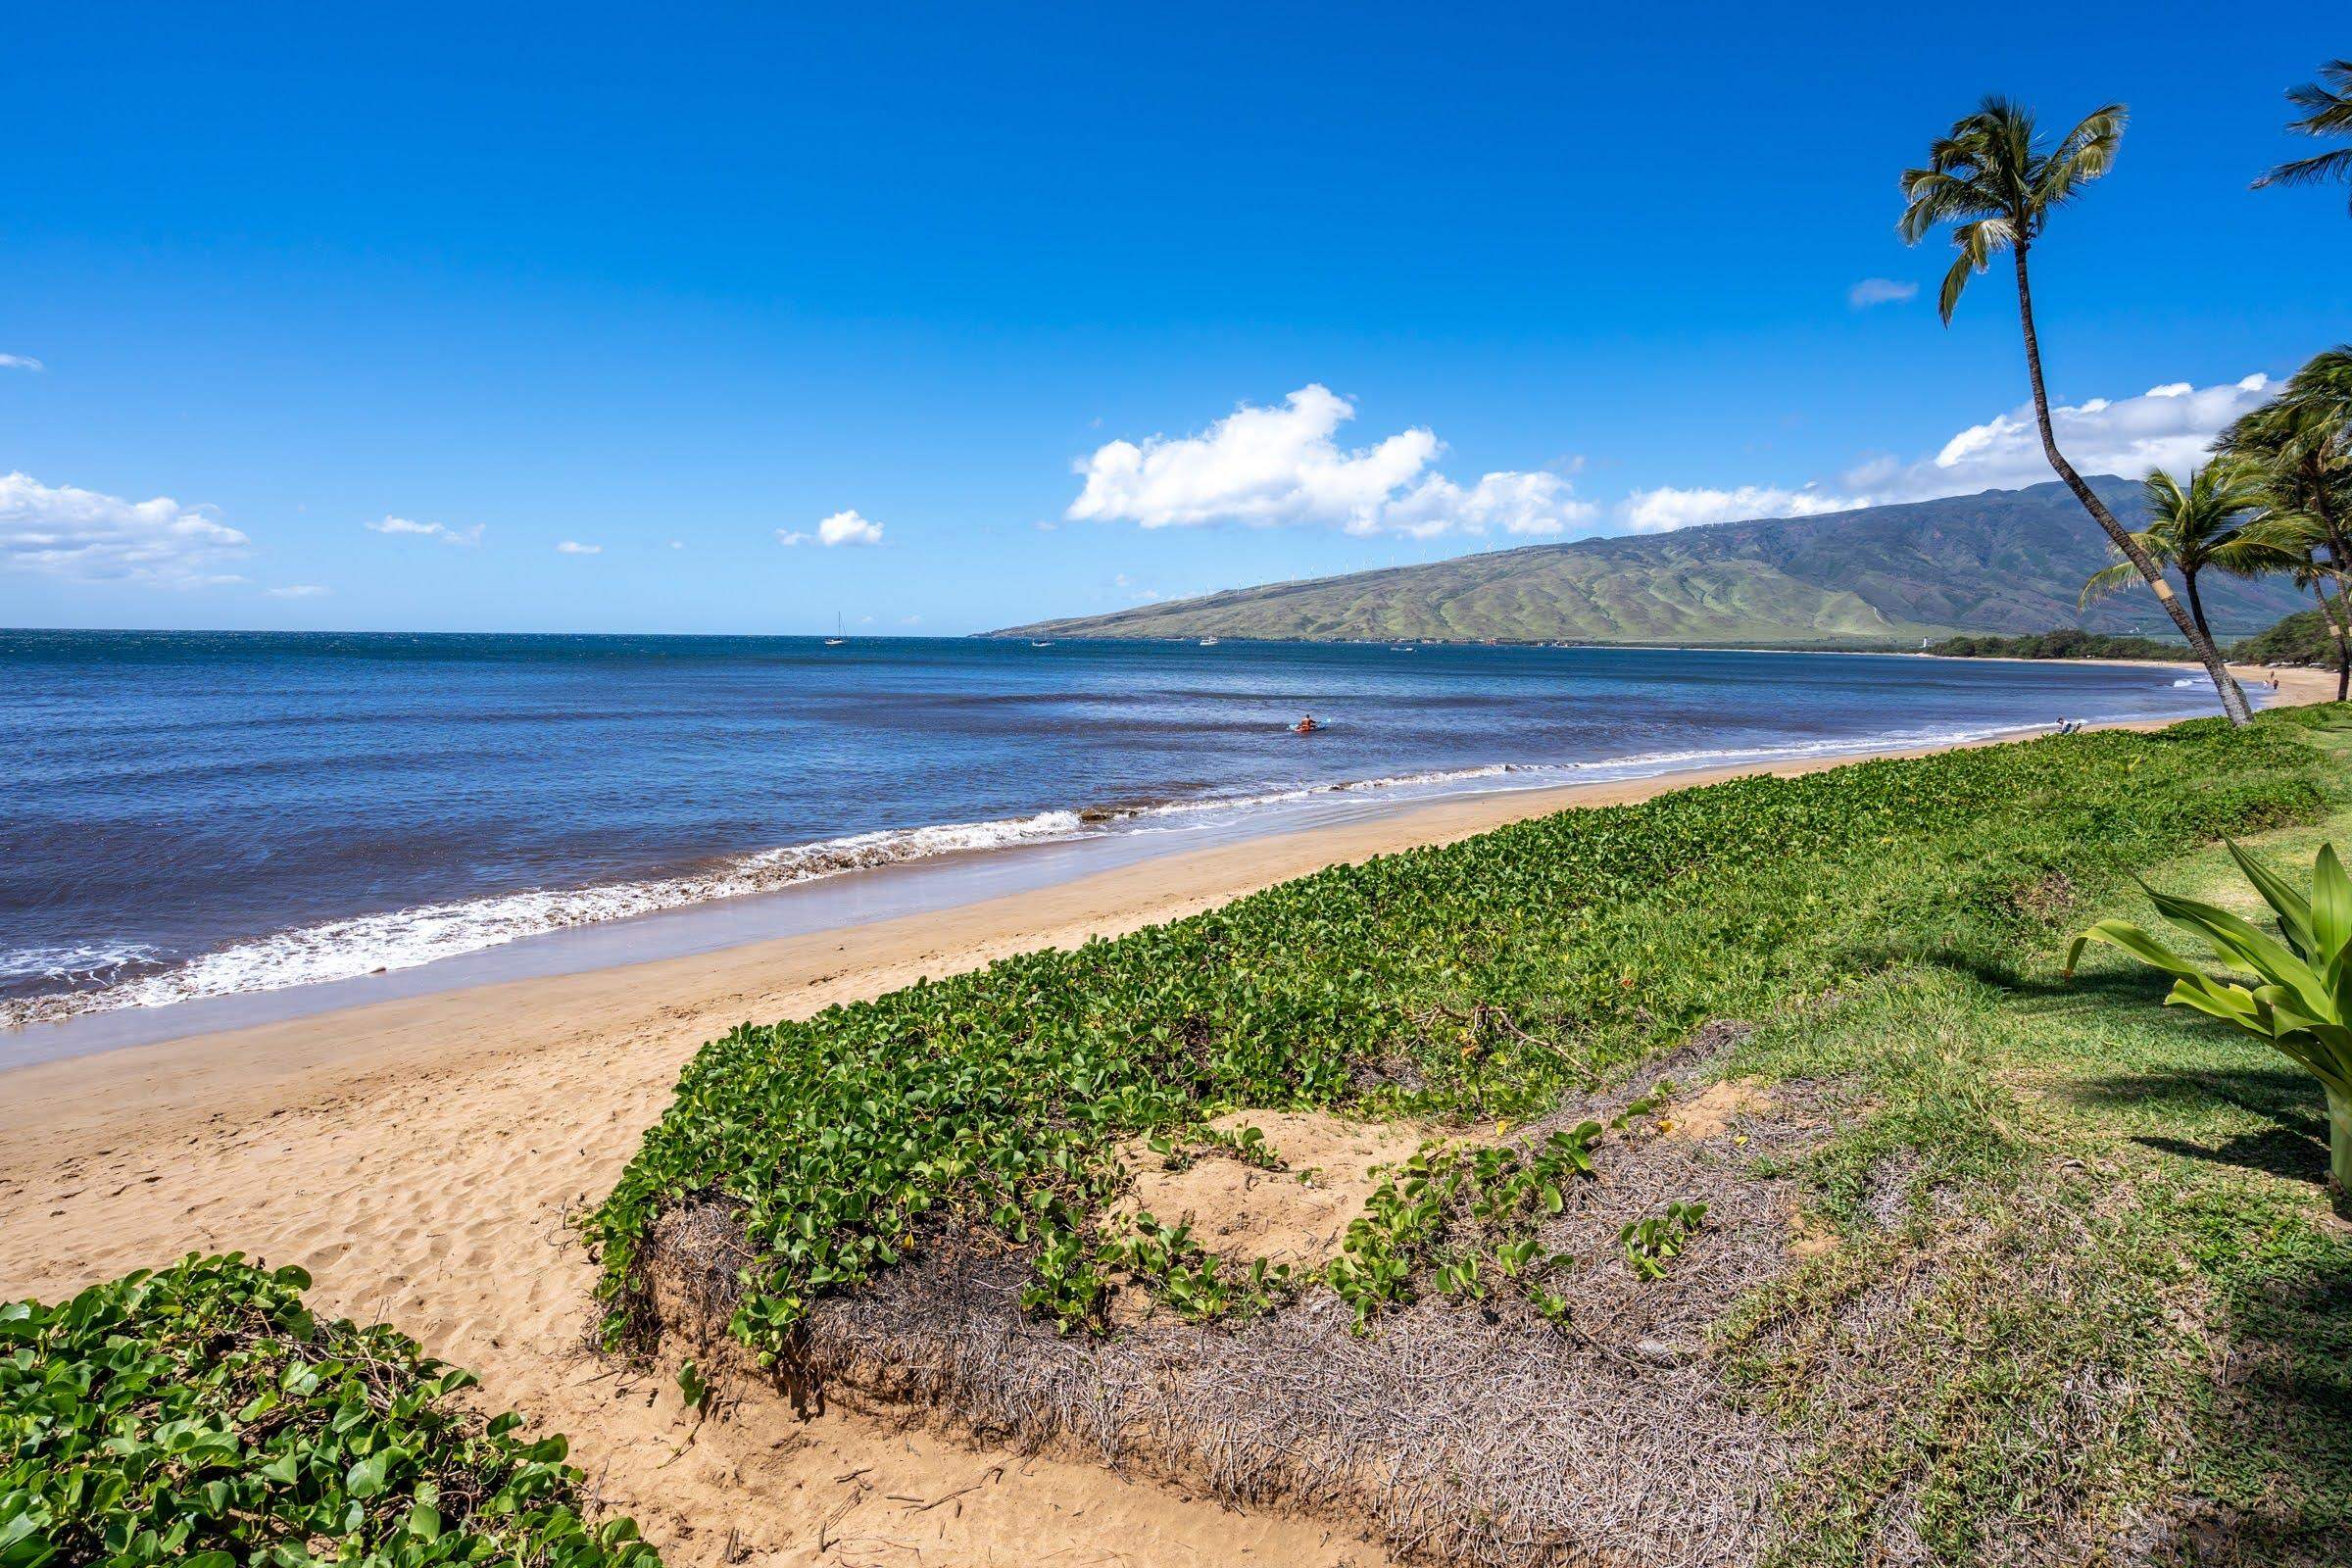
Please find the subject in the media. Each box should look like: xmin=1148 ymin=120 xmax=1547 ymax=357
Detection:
xmin=0 ymin=630 xmax=2232 ymax=1027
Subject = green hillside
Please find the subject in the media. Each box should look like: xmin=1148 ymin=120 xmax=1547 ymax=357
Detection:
xmin=2233 ymin=606 xmax=2345 ymax=666
xmin=992 ymin=478 xmax=2310 ymax=645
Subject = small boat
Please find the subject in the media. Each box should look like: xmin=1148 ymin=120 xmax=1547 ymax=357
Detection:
xmin=1198 ymin=636 xmax=1221 ymax=646
xmin=1293 ymin=716 xmax=1323 ymax=735
xmin=1029 ymin=640 xmax=1053 ymax=648
xmin=824 ymin=612 xmax=848 ymax=646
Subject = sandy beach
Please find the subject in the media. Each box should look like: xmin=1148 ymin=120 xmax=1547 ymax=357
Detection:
xmin=0 ymin=662 xmax=2328 ymax=1568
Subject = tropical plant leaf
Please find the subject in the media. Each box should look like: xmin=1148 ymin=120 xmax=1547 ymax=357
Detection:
xmin=2227 ymin=839 xmax=2319 ymax=958
xmin=2312 ymin=843 xmax=2351 ymax=956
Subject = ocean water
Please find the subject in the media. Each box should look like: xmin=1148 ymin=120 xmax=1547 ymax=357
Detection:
xmin=0 ymin=630 xmax=2231 ymax=1032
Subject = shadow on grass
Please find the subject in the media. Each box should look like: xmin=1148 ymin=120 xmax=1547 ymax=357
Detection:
xmin=2184 ymin=1247 xmax=2352 ymax=1562
xmin=1920 ymin=948 xmax=2179 ymax=1007
xmin=2071 ymin=1064 xmax=2331 ymax=1189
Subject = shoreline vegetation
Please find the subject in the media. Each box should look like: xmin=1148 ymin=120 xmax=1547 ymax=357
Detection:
xmin=586 ymin=705 xmax=2352 ymax=1565
xmin=5 ymin=687 xmax=2346 ymax=1566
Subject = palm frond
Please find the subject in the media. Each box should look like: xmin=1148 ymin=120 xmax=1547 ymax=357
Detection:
xmin=2281 ymin=61 xmax=2352 ymax=133
xmin=2259 ymin=60 xmax=2352 ymax=204
xmin=2040 ymin=103 xmax=2128 ymax=203
xmin=2140 ymin=467 xmax=2187 ymax=519
xmin=2253 ymin=147 xmax=2352 ymax=195
xmin=2078 ymin=558 xmax=2145 ymax=610
xmin=1898 ymin=169 xmax=2004 ymax=240
xmin=1902 ymin=96 xmax=2121 ymax=270
xmin=1934 ymin=220 xmax=2007 ymax=323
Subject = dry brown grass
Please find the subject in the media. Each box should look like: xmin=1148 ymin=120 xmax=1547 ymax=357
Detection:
xmin=635 ymin=1027 xmax=1840 ymax=1567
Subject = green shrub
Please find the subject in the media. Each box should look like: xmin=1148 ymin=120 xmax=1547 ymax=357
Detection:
xmin=0 ymin=1254 xmax=655 ymax=1568
xmin=2232 ymin=605 xmax=2344 ymax=668
xmin=1620 ymin=1201 xmax=1709 ymax=1280
xmin=588 ymin=713 xmax=2338 ymax=1360
xmin=1926 ymin=629 xmax=2185 ymax=661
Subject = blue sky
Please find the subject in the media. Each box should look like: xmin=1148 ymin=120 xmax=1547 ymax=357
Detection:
xmin=4 ymin=2 xmax=2346 ymax=634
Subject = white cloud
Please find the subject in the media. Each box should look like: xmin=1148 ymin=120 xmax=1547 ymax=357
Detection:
xmin=668 ymin=539 xmax=684 ymax=549
xmin=267 ymin=583 xmax=330 ymax=598
xmin=0 ymin=354 xmax=44 ymax=372
xmin=367 ymin=514 xmax=482 ymax=546
xmin=1847 ymin=278 xmax=1918 ymax=309
xmin=1618 ymin=484 xmax=1862 ymax=534
xmin=556 ymin=540 xmax=602 ymax=555
xmin=779 ymin=509 xmax=885 ymax=548
xmin=1 ymin=470 xmax=248 ymax=586
xmin=1896 ymin=373 xmax=2275 ymax=497
xmin=1383 ymin=469 xmax=1597 ymax=539
xmin=1065 ymin=384 xmax=1592 ymax=539
xmin=1617 ymin=372 xmax=2277 ymax=533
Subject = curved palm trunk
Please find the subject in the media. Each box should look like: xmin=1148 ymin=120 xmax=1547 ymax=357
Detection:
xmin=2181 ymin=566 xmax=2215 ymax=647
xmin=2013 ymin=248 xmax=2253 ymax=724
xmin=2318 ymin=519 xmax=2352 ymax=704
xmin=2320 ymin=579 xmax=2352 ymax=702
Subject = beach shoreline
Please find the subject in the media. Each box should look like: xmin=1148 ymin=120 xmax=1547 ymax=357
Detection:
xmin=0 ymin=662 xmax=2329 ymax=1568
xmin=1 ymin=644 xmax=2283 ymax=1061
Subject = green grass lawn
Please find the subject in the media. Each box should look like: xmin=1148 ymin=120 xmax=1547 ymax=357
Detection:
xmin=1721 ymin=718 xmax=2352 ymax=1564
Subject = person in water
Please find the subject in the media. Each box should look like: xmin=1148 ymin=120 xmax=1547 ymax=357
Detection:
xmin=1297 ymin=713 xmax=1319 ymax=732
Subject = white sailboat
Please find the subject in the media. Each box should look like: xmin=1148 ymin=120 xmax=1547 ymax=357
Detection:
xmin=824 ymin=612 xmax=847 ymax=646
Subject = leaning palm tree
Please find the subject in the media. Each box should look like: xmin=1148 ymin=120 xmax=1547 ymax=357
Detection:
xmin=2219 ymin=349 xmax=2352 ymax=700
xmin=2284 ymin=536 xmax=2352 ymax=700
xmin=1900 ymin=97 xmax=2253 ymax=724
xmin=2079 ymin=465 xmax=2281 ymax=645
xmin=2253 ymin=59 xmax=2352 ymax=212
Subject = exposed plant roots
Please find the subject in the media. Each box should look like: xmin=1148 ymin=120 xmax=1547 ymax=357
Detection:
xmin=632 ymin=1030 xmax=1829 ymax=1568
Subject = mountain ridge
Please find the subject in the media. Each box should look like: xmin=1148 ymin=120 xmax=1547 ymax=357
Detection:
xmin=992 ymin=477 xmax=2309 ymax=646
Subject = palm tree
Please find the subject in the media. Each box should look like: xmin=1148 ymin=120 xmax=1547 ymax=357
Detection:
xmin=2281 ymin=533 xmax=2352 ymax=700
xmin=2253 ymin=59 xmax=2352 ymax=211
xmin=2221 ymin=349 xmax=2352 ymax=699
xmin=1899 ymin=97 xmax=2254 ymax=724
xmin=2079 ymin=465 xmax=2281 ymax=646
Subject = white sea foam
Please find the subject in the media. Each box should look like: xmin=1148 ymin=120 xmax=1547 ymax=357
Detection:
xmin=1116 ymin=762 xmax=1528 ymax=820
xmin=0 ymin=710 xmax=2177 ymax=1031
xmin=1561 ymin=721 xmax=2033 ymax=775
xmin=0 ymin=941 xmax=164 ymax=986
xmin=0 ymin=809 xmax=1086 ymax=1029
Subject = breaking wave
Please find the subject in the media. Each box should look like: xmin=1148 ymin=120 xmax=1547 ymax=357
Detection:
xmin=0 ymin=810 xmax=1086 ymax=1029
xmin=0 ymin=714 xmax=2106 ymax=1031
